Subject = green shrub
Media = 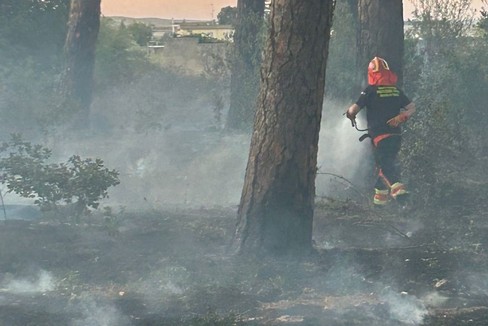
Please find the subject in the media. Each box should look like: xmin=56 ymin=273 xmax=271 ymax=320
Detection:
xmin=0 ymin=134 xmax=120 ymax=218
xmin=400 ymin=0 xmax=488 ymax=207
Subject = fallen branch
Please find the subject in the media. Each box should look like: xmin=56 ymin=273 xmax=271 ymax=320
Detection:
xmin=316 ymin=171 xmax=370 ymax=204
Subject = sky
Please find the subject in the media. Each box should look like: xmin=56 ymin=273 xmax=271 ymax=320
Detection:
xmin=101 ymin=0 xmax=237 ymax=20
xmin=101 ymin=0 xmax=485 ymax=20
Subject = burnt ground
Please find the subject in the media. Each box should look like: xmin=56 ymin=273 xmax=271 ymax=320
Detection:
xmin=1 ymin=197 xmax=488 ymax=325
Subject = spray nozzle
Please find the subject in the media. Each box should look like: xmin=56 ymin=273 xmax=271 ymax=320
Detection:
xmin=343 ymin=111 xmax=357 ymax=128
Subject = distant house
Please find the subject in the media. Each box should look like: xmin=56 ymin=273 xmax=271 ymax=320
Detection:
xmin=176 ymin=22 xmax=234 ymax=41
xmin=152 ymin=21 xmax=180 ymax=39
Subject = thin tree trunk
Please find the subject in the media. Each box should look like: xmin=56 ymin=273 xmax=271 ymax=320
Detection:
xmin=60 ymin=0 xmax=101 ymax=127
xmin=233 ymin=0 xmax=335 ymax=255
xmin=357 ymin=0 xmax=404 ymax=86
xmin=226 ymin=0 xmax=265 ymax=132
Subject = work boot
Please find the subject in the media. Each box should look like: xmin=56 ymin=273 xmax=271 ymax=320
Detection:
xmin=373 ymin=188 xmax=389 ymax=206
xmin=390 ymin=182 xmax=410 ymax=207
xmin=390 ymin=182 xmax=407 ymax=199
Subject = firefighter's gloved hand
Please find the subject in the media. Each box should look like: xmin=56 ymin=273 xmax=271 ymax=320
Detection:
xmin=387 ymin=112 xmax=408 ymax=127
xmin=346 ymin=110 xmax=356 ymax=127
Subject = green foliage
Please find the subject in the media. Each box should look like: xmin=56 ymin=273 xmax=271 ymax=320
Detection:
xmin=195 ymin=34 xmax=224 ymax=44
xmin=0 ymin=134 xmax=120 ymax=217
xmin=217 ymin=6 xmax=237 ymax=26
xmin=325 ymin=0 xmax=357 ymax=100
xmin=478 ymin=1 xmax=488 ymax=37
xmin=400 ymin=0 xmax=488 ymax=207
xmin=0 ymin=59 xmax=61 ymax=137
xmin=0 ymin=0 xmax=69 ymax=61
xmin=95 ymin=18 xmax=155 ymax=90
xmin=0 ymin=0 xmax=69 ymax=136
xmin=126 ymin=22 xmax=153 ymax=46
xmin=408 ymin=0 xmax=475 ymax=53
xmin=201 ymin=45 xmax=232 ymax=129
xmin=226 ymin=9 xmax=267 ymax=131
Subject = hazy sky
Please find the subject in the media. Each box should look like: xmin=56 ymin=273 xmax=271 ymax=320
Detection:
xmin=101 ymin=0 xmax=485 ymax=20
xmin=101 ymin=0 xmax=237 ymax=20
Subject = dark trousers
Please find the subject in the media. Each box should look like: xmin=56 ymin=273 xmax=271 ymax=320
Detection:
xmin=374 ymin=135 xmax=402 ymax=190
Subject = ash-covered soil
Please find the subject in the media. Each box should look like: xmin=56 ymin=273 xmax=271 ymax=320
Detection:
xmin=1 ymin=200 xmax=488 ymax=325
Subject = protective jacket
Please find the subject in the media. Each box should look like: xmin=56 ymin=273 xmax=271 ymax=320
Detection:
xmin=355 ymin=85 xmax=411 ymax=139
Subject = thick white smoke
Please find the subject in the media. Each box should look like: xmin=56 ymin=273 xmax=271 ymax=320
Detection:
xmin=317 ymin=99 xmax=372 ymax=199
xmin=2 ymin=270 xmax=55 ymax=294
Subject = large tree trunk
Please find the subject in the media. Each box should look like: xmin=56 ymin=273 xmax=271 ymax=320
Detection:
xmin=60 ymin=0 xmax=101 ymax=127
xmin=226 ymin=0 xmax=265 ymax=132
xmin=233 ymin=0 xmax=335 ymax=255
xmin=357 ymin=0 xmax=404 ymax=86
xmin=347 ymin=0 xmax=359 ymax=22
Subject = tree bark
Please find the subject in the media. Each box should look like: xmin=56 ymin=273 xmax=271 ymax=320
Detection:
xmin=357 ymin=0 xmax=404 ymax=86
xmin=347 ymin=0 xmax=359 ymax=22
xmin=226 ymin=0 xmax=265 ymax=132
xmin=60 ymin=0 xmax=101 ymax=127
xmin=233 ymin=0 xmax=335 ymax=255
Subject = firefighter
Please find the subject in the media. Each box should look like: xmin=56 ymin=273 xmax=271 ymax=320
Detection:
xmin=346 ymin=57 xmax=416 ymax=206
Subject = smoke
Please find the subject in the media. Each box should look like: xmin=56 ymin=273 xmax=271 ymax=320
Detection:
xmin=421 ymin=291 xmax=449 ymax=307
xmin=113 ymin=131 xmax=247 ymax=209
xmin=317 ymin=99 xmax=372 ymax=199
xmin=381 ymin=290 xmax=428 ymax=325
xmin=19 ymin=86 xmax=371 ymax=212
xmin=2 ymin=204 xmax=41 ymax=220
xmin=131 ymin=265 xmax=189 ymax=298
xmin=48 ymin=121 xmax=249 ymax=210
xmin=2 ymin=270 xmax=55 ymax=294
xmin=462 ymin=272 xmax=488 ymax=297
xmin=308 ymin=260 xmax=431 ymax=324
xmin=70 ymin=295 xmax=130 ymax=326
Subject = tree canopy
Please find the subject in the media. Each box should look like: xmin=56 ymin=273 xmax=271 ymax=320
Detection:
xmin=0 ymin=0 xmax=69 ymax=61
xmin=217 ymin=6 xmax=238 ymax=25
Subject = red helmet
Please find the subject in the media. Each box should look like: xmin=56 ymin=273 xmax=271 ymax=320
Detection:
xmin=367 ymin=57 xmax=398 ymax=86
